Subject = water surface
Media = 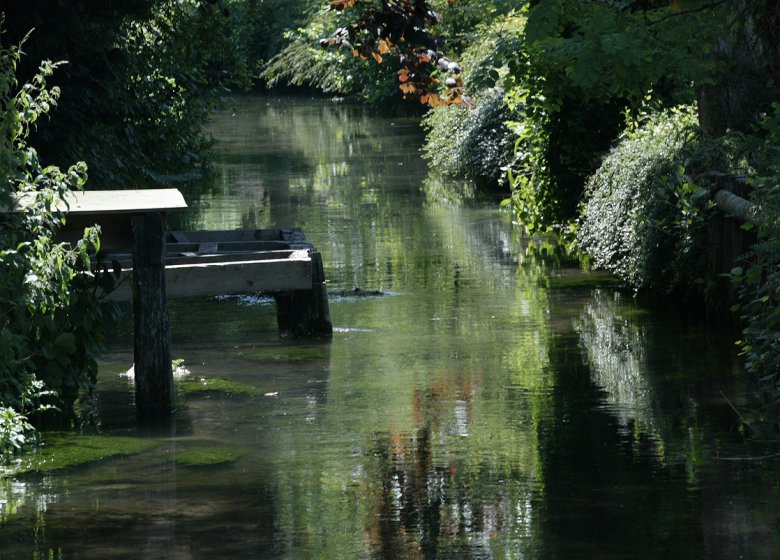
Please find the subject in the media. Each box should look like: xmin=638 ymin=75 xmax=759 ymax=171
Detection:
xmin=1 ymin=95 xmax=778 ymax=559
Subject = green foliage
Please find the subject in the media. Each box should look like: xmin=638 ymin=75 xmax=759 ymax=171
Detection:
xmin=423 ymin=89 xmax=515 ymax=186
xmin=261 ymin=5 xmax=401 ymax=103
xmin=523 ymin=1 xmax=714 ymax=106
xmin=262 ymin=0 xmax=516 ymax=105
xmin=0 ymin=36 xmax=120 ymax=456
xmin=0 ymin=407 xmax=35 ymax=458
xmin=730 ymin=104 xmax=780 ymax=427
xmin=577 ymin=105 xmax=732 ymax=293
xmin=1 ymin=1 xmax=251 ymax=188
xmin=227 ymin=0 xmax=317 ymax=74
xmin=503 ymin=3 xmax=636 ymax=232
xmin=422 ymin=14 xmax=524 ymax=186
xmin=504 ymin=0 xmax=776 ymax=232
xmin=432 ymin=0 xmax=517 ymax=53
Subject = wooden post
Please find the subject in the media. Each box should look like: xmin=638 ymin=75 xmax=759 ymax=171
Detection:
xmin=132 ymin=212 xmax=175 ymax=416
xmin=275 ymin=250 xmax=332 ymax=337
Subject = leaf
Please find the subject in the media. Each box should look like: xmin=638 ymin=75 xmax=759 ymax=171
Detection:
xmin=329 ymin=0 xmax=357 ymax=9
xmin=55 ymin=332 xmax=77 ymax=354
xmin=371 ymin=51 xmax=383 ymax=64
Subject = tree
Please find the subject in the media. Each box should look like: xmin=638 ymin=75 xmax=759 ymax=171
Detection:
xmin=0 ymin=0 xmax=250 ymax=188
xmin=319 ymin=0 xmax=469 ymax=107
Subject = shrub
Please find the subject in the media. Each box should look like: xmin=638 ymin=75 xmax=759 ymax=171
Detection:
xmin=421 ymin=13 xmax=525 ymax=187
xmin=1 ymin=36 xmax=120 ymax=455
xmin=422 ymin=89 xmax=516 ymax=186
xmin=731 ymin=103 xmax=780 ymax=428
xmin=576 ymin=105 xmax=733 ymax=293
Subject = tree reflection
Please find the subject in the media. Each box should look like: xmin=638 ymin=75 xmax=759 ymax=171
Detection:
xmin=364 ymin=379 xmax=536 ymax=559
xmin=574 ymin=289 xmax=658 ymax=436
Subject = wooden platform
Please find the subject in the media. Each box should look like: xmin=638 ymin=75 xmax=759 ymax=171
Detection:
xmin=8 ymin=188 xmax=188 ymax=215
xmin=7 ymin=189 xmax=332 ymax=417
xmin=105 ymin=229 xmax=323 ymax=301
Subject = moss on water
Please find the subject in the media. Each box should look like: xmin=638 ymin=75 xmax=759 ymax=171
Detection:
xmin=243 ymin=345 xmax=329 ymax=362
xmin=3 ymin=433 xmax=159 ymax=476
xmin=177 ymin=376 xmax=265 ymax=396
xmin=175 ymin=447 xmax=249 ymax=467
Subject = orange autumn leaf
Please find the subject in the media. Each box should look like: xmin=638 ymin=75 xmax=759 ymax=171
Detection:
xmin=398 ymin=69 xmax=410 ymax=82
xmin=426 ymin=93 xmax=443 ymax=107
xmin=400 ymin=82 xmax=417 ymax=93
xmin=378 ymin=38 xmax=392 ymax=54
xmin=371 ymin=51 xmax=383 ymax=64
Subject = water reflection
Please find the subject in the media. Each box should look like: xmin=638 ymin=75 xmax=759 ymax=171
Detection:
xmin=574 ymin=290 xmax=658 ymax=435
xmin=2 ymin=95 xmax=779 ymax=559
xmin=364 ymin=381 xmax=537 ymax=559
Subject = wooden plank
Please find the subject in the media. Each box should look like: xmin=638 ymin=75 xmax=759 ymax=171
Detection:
xmin=170 ymin=231 xmax=190 ymax=243
xmin=167 ymin=229 xmax=312 ymax=248
xmin=169 ymin=229 xmax=287 ymax=243
xmin=8 ymin=189 xmax=187 ymax=215
xmin=105 ymin=250 xmax=298 ymax=271
xmin=198 ymin=242 xmax=219 ymax=254
xmin=166 ymin=240 xmax=294 ymax=254
xmin=163 ymin=250 xmax=296 ymax=267
xmin=107 ymin=251 xmax=313 ymax=301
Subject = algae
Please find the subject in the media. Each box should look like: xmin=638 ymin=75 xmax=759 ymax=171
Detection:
xmin=243 ymin=345 xmax=329 ymax=362
xmin=175 ymin=446 xmax=249 ymax=467
xmin=3 ymin=433 xmax=159 ymax=476
xmin=177 ymin=376 xmax=266 ymax=396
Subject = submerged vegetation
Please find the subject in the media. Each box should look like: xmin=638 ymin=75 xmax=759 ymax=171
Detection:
xmin=3 ymin=433 xmax=159 ymax=476
xmin=175 ymin=446 xmax=250 ymax=467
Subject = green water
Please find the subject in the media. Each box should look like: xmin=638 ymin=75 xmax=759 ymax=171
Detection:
xmin=1 ymin=95 xmax=779 ymax=559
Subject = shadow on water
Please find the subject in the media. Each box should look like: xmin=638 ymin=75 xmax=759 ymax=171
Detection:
xmin=2 ymin=94 xmax=779 ymax=559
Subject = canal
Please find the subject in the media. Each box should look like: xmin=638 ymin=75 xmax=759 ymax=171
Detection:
xmin=1 ymin=95 xmax=779 ymax=559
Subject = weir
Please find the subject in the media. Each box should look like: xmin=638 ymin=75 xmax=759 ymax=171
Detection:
xmin=10 ymin=188 xmax=332 ymax=417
